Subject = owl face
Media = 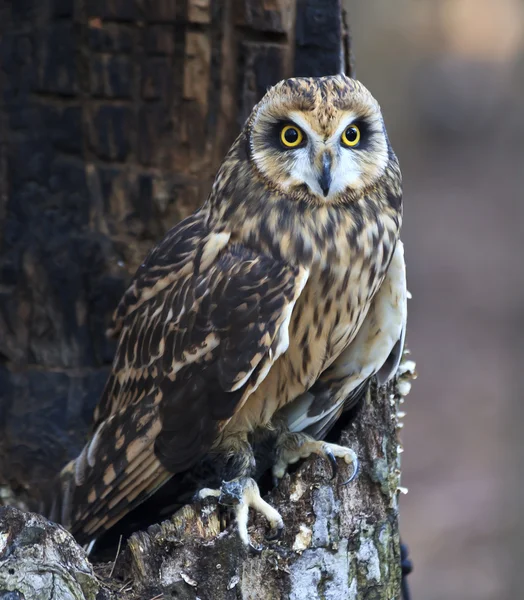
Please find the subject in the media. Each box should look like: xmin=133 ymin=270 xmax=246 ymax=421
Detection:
xmin=247 ymin=75 xmax=391 ymax=203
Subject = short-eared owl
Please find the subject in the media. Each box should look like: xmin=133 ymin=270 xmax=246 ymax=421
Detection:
xmin=50 ymin=74 xmax=407 ymax=547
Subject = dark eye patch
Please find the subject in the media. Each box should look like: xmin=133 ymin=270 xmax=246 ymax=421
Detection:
xmin=342 ymin=119 xmax=372 ymax=151
xmin=260 ymin=120 xmax=308 ymax=151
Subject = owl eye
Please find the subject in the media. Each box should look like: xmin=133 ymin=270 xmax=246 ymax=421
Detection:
xmin=341 ymin=125 xmax=361 ymax=147
xmin=280 ymin=124 xmax=304 ymax=148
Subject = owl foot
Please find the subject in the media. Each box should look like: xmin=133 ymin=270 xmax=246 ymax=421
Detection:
xmin=272 ymin=433 xmax=359 ymax=486
xmin=197 ymin=477 xmax=284 ymax=548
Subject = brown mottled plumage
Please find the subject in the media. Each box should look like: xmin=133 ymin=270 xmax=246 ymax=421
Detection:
xmin=50 ymin=75 xmax=406 ymax=547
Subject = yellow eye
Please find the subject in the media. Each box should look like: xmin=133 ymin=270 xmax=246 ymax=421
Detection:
xmin=341 ymin=124 xmax=361 ymax=147
xmin=280 ymin=124 xmax=304 ymax=148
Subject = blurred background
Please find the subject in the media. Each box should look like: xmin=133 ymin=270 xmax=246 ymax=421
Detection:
xmin=347 ymin=0 xmax=524 ymax=598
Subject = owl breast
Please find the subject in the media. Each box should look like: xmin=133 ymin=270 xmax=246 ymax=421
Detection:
xmin=225 ymin=221 xmax=396 ymax=435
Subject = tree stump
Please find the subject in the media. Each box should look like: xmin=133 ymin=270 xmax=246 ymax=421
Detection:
xmin=0 ymin=359 xmax=415 ymax=600
xmin=0 ymin=1 xmax=415 ymax=599
xmin=122 ymin=361 xmax=416 ymax=600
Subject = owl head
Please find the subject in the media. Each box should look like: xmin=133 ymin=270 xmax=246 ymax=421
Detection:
xmin=245 ymin=74 xmax=393 ymax=203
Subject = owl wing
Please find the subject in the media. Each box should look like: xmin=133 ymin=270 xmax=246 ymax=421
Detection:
xmin=282 ymin=240 xmax=407 ymax=439
xmin=55 ymin=212 xmax=308 ymax=543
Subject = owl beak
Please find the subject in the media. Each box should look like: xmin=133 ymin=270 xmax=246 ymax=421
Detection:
xmin=318 ymin=152 xmax=332 ymax=197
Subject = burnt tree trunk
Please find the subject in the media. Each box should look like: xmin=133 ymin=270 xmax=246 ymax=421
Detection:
xmin=0 ymin=1 xmax=414 ymax=599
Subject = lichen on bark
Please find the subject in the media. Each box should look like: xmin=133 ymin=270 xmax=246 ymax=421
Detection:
xmin=0 ymin=506 xmax=99 ymax=600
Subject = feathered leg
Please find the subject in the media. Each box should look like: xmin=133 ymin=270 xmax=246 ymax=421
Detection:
xmin=195 ymin=434 xmax=284 ymax=548
xmin=197 ymin=477 xmax=284 ymax=547
xmin=272 ymin=431 xmax=359 ymax=485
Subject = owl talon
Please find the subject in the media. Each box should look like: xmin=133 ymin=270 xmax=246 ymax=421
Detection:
xmin=265 ymin=520 xmax=284 ymax=542
xmin=273 ymin=433 xmax=359 ymax=486
xmin=342 ymin=455 xmax=359 ymax=485
xmin=324 ymin=447 xmax=338 ymax=480
xmin=249 ymin=541 xmax=264 ymax=555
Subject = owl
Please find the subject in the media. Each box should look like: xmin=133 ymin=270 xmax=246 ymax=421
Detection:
xmin=49 ymin=74 xmax=407 ymax=549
